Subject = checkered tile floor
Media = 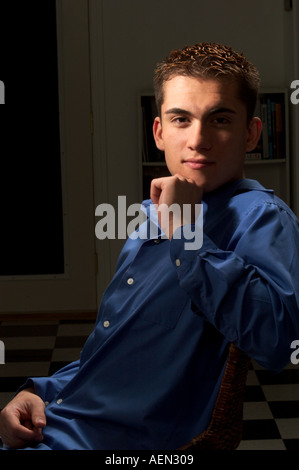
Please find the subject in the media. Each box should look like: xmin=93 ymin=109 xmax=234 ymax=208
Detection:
xmin=0 ymin=320 xmax=299 ymax=450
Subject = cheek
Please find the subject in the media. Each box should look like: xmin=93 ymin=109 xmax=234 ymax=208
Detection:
xmin=164 ymin=152 xmax=179 ymax=172
xmin=215 ymin=131 xmax=236 ymax=146
xmin=163 ymin=135 xmax=183 ymax=158
xmin=217 ymin=132 xmax=247 ymax=155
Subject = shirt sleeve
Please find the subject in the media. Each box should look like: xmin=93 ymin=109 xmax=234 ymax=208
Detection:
xmin=17 ymin=360 xmax=80 ymax=402
xmin=170 ymin=202 xmax=299 ymax=372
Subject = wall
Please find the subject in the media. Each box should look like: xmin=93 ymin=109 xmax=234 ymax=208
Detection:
xmin=90 ymin=0 xmax=298 ymax=290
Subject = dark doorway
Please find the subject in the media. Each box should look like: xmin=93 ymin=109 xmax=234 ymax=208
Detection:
xmin=0 ymin=1 xmax=64 ymax=275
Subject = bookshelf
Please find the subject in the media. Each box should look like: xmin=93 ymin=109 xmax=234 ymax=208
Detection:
xmin=138 ymin=89 xmax=290 ymax=204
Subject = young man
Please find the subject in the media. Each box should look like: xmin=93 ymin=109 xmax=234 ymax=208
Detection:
xmin=151 ymin=44 xmax=261 ymax=239
xmin=1 ymin=43 xmax=299 ymax=450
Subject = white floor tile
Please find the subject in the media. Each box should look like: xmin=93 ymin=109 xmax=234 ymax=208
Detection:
xmin=243 ymin=401 xmax=273 ymax=420
xmin=275 ymin=418 xmax=299 ymax=439
xmin=237 ymin=439 xmax=286 ymax=450
xmin=262 ymin=384 xmax=299 ymax=402
xmin=246 ymin=370 xmax=259 ymax=386
xmin=51 ymin=348 xmax=81 ymax=362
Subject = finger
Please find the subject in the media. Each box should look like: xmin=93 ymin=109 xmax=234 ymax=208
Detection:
xmin=22 ymin=419 xmax=33 ymax=430
xmin=1 ymin=421 xmax=43 ymax=448
xmin=150 ymin=178 xmax=163 ymax=205
xmin=22 ymin=418 xmax=45 ymax=438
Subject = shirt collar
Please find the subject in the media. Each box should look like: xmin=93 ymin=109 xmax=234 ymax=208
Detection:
xmin=202 ymin=178 xmax=273 ymax=207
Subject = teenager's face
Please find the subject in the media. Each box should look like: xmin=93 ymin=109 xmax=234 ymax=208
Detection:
xmin=153 ymin=76 xmax=261 ymax=193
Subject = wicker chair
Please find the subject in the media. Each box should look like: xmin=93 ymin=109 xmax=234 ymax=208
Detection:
xmin=179 ymin=342 xmax=251 ymax=450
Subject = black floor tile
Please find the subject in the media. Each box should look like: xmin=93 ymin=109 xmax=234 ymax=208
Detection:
xmin=0 ymin=376 xmax=32 ymax=392
xmin=48 ymin=361 xmax=70 ymax=376
xmin=255 ymin=369 xmax=299 ymax=385
xmin=54 ymin=336 xmax=89 ymax=348
xmin=244 ymin=385 xmax=267 ymax=402
xmin=268 ymin=401 xmax=299 ymax=419
xmin=242 ymin=419 xmax=281 ymax=440
xmin=283 ymin=439 xmax=299 ymax=450
xmin=0 ymin=324 xmax=58 ymax=337
xmin=5 ymin=349 xmax=53 ymax=362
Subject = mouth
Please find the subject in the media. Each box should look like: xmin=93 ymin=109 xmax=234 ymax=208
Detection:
xmin=183 ymin=159 xmax=215 ymax=170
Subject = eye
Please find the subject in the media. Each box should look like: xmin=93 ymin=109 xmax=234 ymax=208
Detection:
xmin=211 ymin=116 xmax=230 ymax=125
xmin=171 ymin=116 xmax=190 ymax=126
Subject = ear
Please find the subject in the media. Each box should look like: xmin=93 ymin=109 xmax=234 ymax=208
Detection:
xmin=153 ymin=117 xmax=165 ymax=151
xmin=246 ymin=117 xmax=262 ymax=153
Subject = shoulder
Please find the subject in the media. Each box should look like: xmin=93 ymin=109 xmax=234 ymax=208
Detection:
xmin=229 ymin=181 xmax=299 ymax=254
xmin=229 ymin=179 xmax=297 ymax=223
xmin=203 ymin=179 xmax=299 ymax=247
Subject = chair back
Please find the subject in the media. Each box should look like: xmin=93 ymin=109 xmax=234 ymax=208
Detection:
xmin=180 ymin=343 xmax=251 ymax=450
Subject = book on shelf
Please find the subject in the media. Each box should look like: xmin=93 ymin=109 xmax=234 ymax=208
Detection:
xmin=246 ymin=92 xmax=286 ymax=161
xmin=245 ymin=153 xmax=262 ymax=161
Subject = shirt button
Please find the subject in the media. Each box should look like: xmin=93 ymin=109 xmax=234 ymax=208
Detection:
xmin=103 ymin=320 xmax=110 ymax=328
xmin=127 ymin=277 xmax=134 ymax=285
xmin=44 ymin=401 xmax=49 ymax=406
xmin=56 ymin=398 xmax=63 ymax=405
xmin=154 ymin=239 xmax=160 ymax=244
xmin=175 ymin=259 xmax=181 ymax=267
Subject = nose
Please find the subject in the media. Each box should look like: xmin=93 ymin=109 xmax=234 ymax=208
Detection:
xmin=187 ymin=121 xmax=211 ymax=152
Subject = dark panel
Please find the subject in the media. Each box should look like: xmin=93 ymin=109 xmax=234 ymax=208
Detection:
xmin=0 ymin=1 xmax=64 ymax=275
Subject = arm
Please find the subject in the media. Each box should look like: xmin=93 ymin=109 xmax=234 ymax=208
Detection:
xmin=151 ymin=175 xmax=299 ymax=371
xmin=170 ymin=203 xmax=299 ymax=371
xmin=0 ymin=359 xmax=80 ymax=448
xmin=29 ymin=359 xmax=80 ymax=401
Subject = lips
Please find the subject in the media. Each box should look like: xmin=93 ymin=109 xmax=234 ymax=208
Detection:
xmin=183 ymin=159 xmax=215 ymax=169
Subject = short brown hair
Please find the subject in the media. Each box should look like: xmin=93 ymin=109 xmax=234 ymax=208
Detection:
xmin=153 ymin=42 xmax=260 ymax=122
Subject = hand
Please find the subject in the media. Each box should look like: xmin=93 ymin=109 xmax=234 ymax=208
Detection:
xmin=0 ymin=388 xmax=46 ymax=448
xmin=150 ymin=175 xmax=203 ymax=239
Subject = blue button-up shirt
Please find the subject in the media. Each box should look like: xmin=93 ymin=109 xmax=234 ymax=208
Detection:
xmin=17 ymin=179 xmax=299 ymax=450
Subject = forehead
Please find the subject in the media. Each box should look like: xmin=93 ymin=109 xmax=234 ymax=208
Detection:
xmin=161 ymin=75 xmax=242 ymax=112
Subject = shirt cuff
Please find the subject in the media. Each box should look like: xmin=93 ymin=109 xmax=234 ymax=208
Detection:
xmin=15 ymin=378 xmax=35 ymax=396
xmin=170 ymin=225 xmax=219 ymax=273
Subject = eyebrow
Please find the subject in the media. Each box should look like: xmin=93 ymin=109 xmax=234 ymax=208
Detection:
xmin=165 ymin=107 xmax=193 ymax=116
xmin=164 ymin=106 xmax=237 ymax=117
xmin=209 ymin=107 xmax=237 ymax=115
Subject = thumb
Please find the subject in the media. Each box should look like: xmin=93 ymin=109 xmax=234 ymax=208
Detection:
xmin=31 ymin=411 xmax=46 ymax=442
xmin=28 ymin=397 xmax=47 ymax=430
xmin=32 ymin=411 xmax=46 ymax=429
